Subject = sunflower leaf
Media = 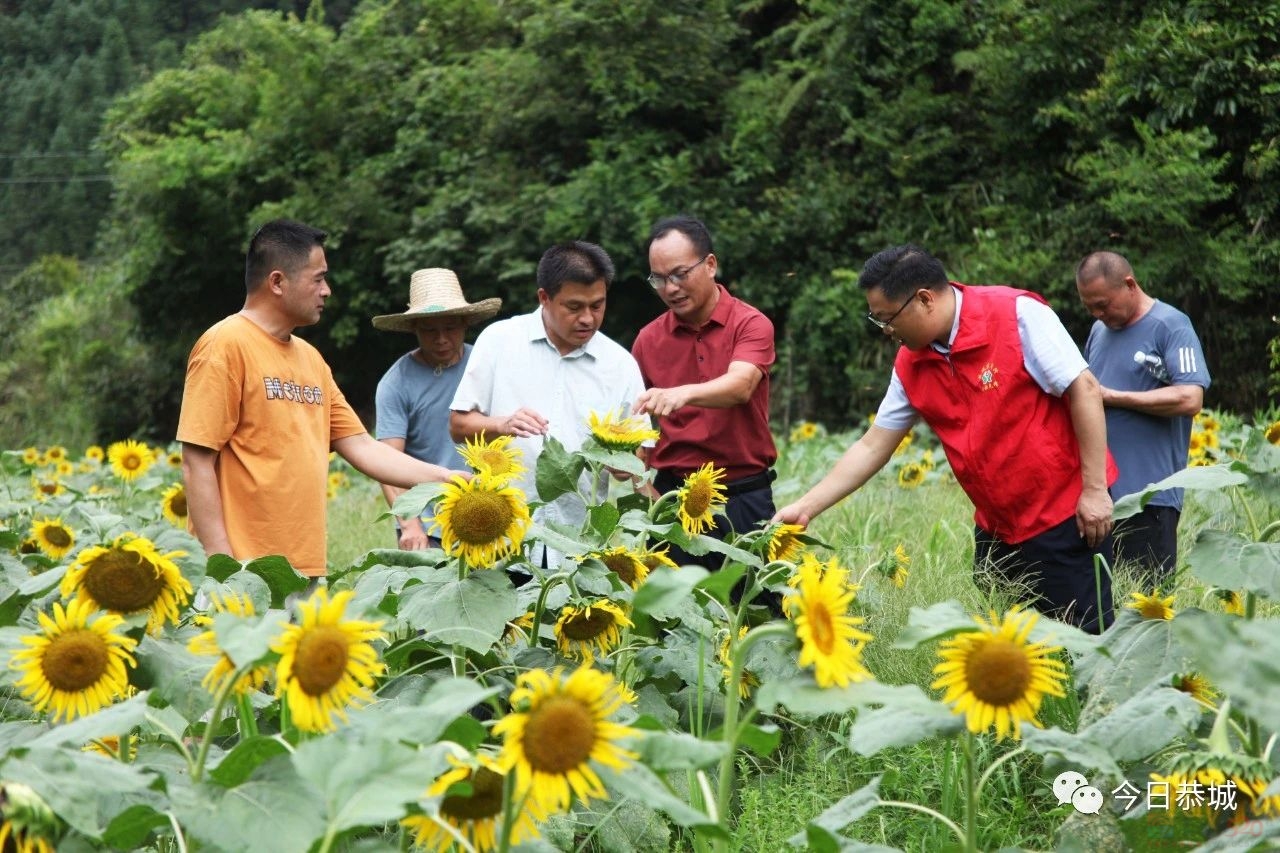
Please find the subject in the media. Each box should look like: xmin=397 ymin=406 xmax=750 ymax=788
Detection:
xmin=636 ymin=731 xmax=726 ymax=770
xmin=1187 ymin=530 xmax=1280 ymax=600
xmin=846 ymin=685 xmax=963 ymax=755
xmin=398 ymin=565 xmax=518 ymax=653
xmin=1173 ymin=609 xmax=1280 ymax=735
xmin=27 ymin=690 xmax=152 ymax=748
xmin=389 ymin=481 xmax=446 ymax=519
xmin=633 ymin=564 xmax=709 ymax=617
xmin=241 ymin=555 xmax=308 ymax=608
xmin=535 ymin=435 xmax=587 ymax=502
xmin=598 ymin=764 xmax=725 ymax=833
xmin=1 ymin=747 xmax=154 ymax=836
xmin=170 ymin=759 xmax=324 ymax=853
xmin=1112 ymin=465 xmax=1248 ymax=520
xmin=787 ymin=776 xmax=882 ymax=849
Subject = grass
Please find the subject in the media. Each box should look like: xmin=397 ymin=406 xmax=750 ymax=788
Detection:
xmin=320 ymin=430 xmax=1240 ymax=851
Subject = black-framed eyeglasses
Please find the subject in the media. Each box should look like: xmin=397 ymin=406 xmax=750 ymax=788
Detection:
xmin=647 ymin=255 xmax=709 ymax=290
xmin=866 ymin=293 xmax=917 ymax=330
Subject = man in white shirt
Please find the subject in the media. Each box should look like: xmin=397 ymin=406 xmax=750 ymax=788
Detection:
xmin=449 ymin=241 xmax=646 ymax=567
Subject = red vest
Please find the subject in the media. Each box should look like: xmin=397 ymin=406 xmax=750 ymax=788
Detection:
xmin=895 ymin=283 xmax=1118 ymax=544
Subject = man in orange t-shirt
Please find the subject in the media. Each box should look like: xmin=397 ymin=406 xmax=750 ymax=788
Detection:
xmin=177 ymin=219 xmax=461 ymax=578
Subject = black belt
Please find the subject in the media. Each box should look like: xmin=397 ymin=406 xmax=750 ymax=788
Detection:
xmin=656 ymin=467 xmax=776 ymax=496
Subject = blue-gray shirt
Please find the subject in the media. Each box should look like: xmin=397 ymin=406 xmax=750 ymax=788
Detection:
xmin=1084 ymin=301 xmax=1210 ymax=509
xmin=374 ymin=345 xmax=470 ymax=469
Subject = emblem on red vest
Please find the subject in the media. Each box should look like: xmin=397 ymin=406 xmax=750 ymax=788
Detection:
xmin=978 ymin=361 xmax=999 ymax=391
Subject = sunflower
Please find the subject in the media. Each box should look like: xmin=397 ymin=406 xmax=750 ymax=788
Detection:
xmin=327 ymin=470 xmax=348 ymax=492
xmin=11 ymin=598 xmax=138 ymax=723
xmin=931 ymin=607 xmax=1068 ymax=741
xmin=639 ymin=544 xmax=678 ymax=571
xmin=43 ymin=446 xmax=67 ymax=464
xmin=783 ymin=553 xmax=874 ymax=687
xmin=503 ymin=611 xmax=538 ymax=644
xmin=187 ymin=591 xmax=271 ymax=697
xmin=586 ymin=409 xmax=660 ymax=452
xmin=1216 ymin=589 xmax=1244 ymax=616
xmin=1195 ymin=412 xmax=1220 ymax=432
xmin=554 ymin=600 xmax=632 ymax=662
xmin=494 ymin=666 xmax=639 ymax=814
xmin=718 ymin=626 xmax=760 ymax=700
xmin=161 ymin=482 xmax=188 ymax=527
xmin=272 ymin=588 xmax=387 ymax=733
xmin=21 ymin=447 xmax=41 ymax=466
xmin=890 ymin=544 xmax=910 ymax=588
xmin=435 ymin=474 xmax=532 ymax=567
xmin=1152 ymin=752 xmax=1280 ymax=825
xmin=83 ymin=734 xmax=138 ymax=761
xmin=31 ymin=477 xmax=64 ymax=501
xmin=588 ymin=546 xmax=650 ymax=589
xmin=0 ymin=782 xmax=59 ymax=853
xmin=893 ymin=432 xmax=913 ymax=456
xmin=897 ymin=462 xmax=926 ymax=489
xmin=1266 ymin=420 xmax=1280 ymax=445
xmin=60 ymin=532 xmax=192 ymax=634
xmin=55 ymin=460 xmax=74 ymax=477
xmin=1188 ymin=432 xmax=1206 ymax=456
xmin=675 ymin=463 xmax=727 ymax=536
xmin=402 ymin=752 xmax=545 ymax=853
xmin=1127 ymin=590 xmax=1175 ymax=620
xmin=766 ymin=523 xmax=806 ymax=562
xmin=1171 ymin=672 xmax=1217 ymax=705
xmin=107 ymin=439 xmax=153 ymax=482
xmin=29 ymin=517 xmax=75 ymax=560
xmin=84 ymin=445 xmax=104 ymax=463
xmin=459 ymin=434 xmax=527 ymax=483
xmin=789 ymin=421 xmax=819 ymax=443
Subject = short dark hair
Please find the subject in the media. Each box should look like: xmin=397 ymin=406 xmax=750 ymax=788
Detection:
xmin=1075 ymin=251 xmax=1133 ymax=286
xmin=536 ymin=241 xmax=615 ymax=297
xmin=647 ymin=214 xmax=714 ymax=257
xmin=245 ymin=219 xmax=327 ymax=292
xmin=858 ymin=244 xmax=948 ymax=298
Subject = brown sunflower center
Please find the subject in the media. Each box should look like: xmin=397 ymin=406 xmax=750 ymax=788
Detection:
xmin=122 ymin=454 xmax=143 ymax=471
xmin=441 ymin=767 xmax=505 ymax=821
xmin=450 ymin=491 xmax=515 ymax=545
xmin=601 ymin=553 xmax=637 ymax=587
xmin=293 ymin=625 xmax=350 ymax=696
xmin=963 ymin=637 xmax=1032 ymax=706
xmin=38 ymin=482 xmax=58 ymax=495
xmin=44 ymin=526 xmax=73 ymax=548
xmin=562 ymin=609 xmax=615 ymax=641
xmin=807 ymin=603 xmax=836 ymax=654
xmin=521 ymin=695 xmax=596 ymax=774
xmin=169 ymin=493 xmax=188 ymax=518
xmin=1138 ymin=600 xmax=1168 ymax=619
xmin=82 ymin=549 xmax=164 ymax=612
xmin=682 ymin=481 xmax=712 ymax=518
xmin=42 ymin=629 xmax=110 ymax=691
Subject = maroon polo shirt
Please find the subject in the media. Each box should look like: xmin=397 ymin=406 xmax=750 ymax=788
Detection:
xmin=632 ymin=284 xmax=777 ymax=481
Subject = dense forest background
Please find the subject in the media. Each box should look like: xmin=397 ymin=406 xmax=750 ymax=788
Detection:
xmin=3 ymin=0 xmax=1278 ymax=447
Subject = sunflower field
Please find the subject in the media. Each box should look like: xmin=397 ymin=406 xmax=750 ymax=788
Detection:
xmin=1 ymin=412 xmax=1279 ymax=852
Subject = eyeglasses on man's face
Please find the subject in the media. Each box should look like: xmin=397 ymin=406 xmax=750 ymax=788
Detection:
xmin=866 ymin=292 xmax=917 ymax=330
xmin=647 ymin=254 xmax=709 ymax=290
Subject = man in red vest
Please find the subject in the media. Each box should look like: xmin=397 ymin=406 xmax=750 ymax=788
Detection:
xmin=776 ymin=244 xmax=1117 ymax=632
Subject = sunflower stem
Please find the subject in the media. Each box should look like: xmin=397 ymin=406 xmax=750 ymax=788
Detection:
xmin=973 ymin=745 xmax=1025 ymax=802
xmin=498 ymin=763 xmax=517 ymax=853
xmin=529 ymin=573 xmax=569 ymax=648
xmin=451 ymin=643 xmax=467 ymax=679
xmin=167 ymin=811 xmax=189 ymax=853
xmin=191 ymin=664 xmax=242 ymax=783
xmin=236 ymin=693 xmax=258 ymax=739
xmin=962 ymin=731 xmax=979 ymax=853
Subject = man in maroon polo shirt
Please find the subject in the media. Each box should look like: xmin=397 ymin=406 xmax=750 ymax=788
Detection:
xmin=632 ymin=215 xmax=777 ymax=568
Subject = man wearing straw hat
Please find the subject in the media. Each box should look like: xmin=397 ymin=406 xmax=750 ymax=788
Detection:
xmin=372 ymin=268 xmax=501 ymax=550
xmin=178 ymin=219 xmax=464 ymax=582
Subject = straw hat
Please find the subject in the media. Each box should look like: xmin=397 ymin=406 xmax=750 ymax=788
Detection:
xmin=372 ymin=269 xmax=502 ymax=332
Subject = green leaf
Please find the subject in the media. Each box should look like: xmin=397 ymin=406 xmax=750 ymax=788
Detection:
xmin=346 ymin=677 xmax=500 ymax=746
xmin=102 ymin=804 xmax=171 ymax=850
xmin=587 ymin=502 xmax=621 ymax=538
xmin=398 ymin=567 xmax=518 ymax=653
xmin=1113 ymin=466 xmax=1248 ymax=520
xmin=737 ymin=721 xmax=783 ymax=756
xmin=1186 ymin=530 xmax=1280 ymax=599
xmin=1173 ymin=609 xmax=1280 ymax=735
xmin=213 ymin=609 xmax=282 ymax=669
xmin=529 ymin=522 xmax=592 ymax=559
xmin=2 ymin=747 xmax=154 ymax=835
xmin=535 ymin=435 xmax=586 ymax=502
xmin=1075 ymin=683 xmax=1200 ymax=762
xmin=890 ymin=600 xmax=977 ymax=649
xmin=391 ymin=481 xmax=447 ymax=519
xmin=846 ymin=685 xmax=963 ymax=755
xmin=292 ymin=737 xmax=452 ymax=832
xmin=242 ymin=555 xmax=308 ymax=608
xmin=1075 ymin=610 xmax=1189 ymax=712
xmin=598 ymin=764 xmax=724 ymax=833
xmin=205 ymin=553 xmax=243 ymax=583
xmin=635 ymin=731 xmax=726 ymax=770
xmin=694 ymin=561 xmax=746 ymax=604
xmin=209 ymin=735 xmax=291 ymax=787
xmin=1021 ymin=727 xmax=1123 ymax=779
xmin=27 ymin=691 xmax=152 ymax=748
xmin=579 ymin=443 xmax=646 ymax=477
xmin=134 ymin=636 xmax=216 ymax=721
xmin=170 ymin=759 xmax=325 ymax=853
xmin=633 ymin=565 xmax=709 ymax=618
xmin=757 ymin=677 xmax=910 ymax=717
xmin=788 ymin=776 xmax=882 ymax=848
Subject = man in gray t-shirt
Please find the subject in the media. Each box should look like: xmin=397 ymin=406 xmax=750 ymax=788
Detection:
xmin=1076 ymin=251 xmax=1210 ymax=588
xmin=372 ymin=269 xmax=501 ymax=549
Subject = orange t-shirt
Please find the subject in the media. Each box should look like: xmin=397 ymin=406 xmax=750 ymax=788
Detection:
xmin=176 ymin=314 xmax=365 ymax=576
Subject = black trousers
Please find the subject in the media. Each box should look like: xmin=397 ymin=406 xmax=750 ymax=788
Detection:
xmin=1113 ymin=504 xmax=1179 ymax=591
xmin=974 ymin=515 xmax=1115 ymax=634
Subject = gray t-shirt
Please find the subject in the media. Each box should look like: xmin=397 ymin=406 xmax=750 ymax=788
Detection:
xmin=1084 ymin=301 xmax=1210 ymax=509
xmin=374 ymin=344 xmax=470 ymax=470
